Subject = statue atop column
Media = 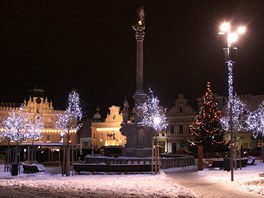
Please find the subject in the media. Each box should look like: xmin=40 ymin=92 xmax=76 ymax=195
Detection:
xmin=132 ymin=6 xmax=147 ymax=123
xmin=132 ymin=6 xmax=145 ymax=41
xmin=121 ymin=6 xmax=153 ymax=157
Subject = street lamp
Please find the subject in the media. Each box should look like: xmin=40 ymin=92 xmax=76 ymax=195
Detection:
xmin=219 ymin=22 xmax=246 ymax=181
xmin=152 ymin=116 xmax=161 ymax=175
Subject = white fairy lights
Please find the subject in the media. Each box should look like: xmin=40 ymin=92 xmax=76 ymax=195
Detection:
xmin=141 ymin=89 xmax=168 ymax=132
xmin=220 ymin=94 xmax=249 ymax=132
xmin=55 ymin=90 xmax=83 ymax=136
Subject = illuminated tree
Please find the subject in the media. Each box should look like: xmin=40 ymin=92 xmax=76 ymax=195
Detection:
xmin=55 ymin=90 xmax=82 ymax=176
xmin=141 ymin=89 xmax=168 ymax=131
xmin=28 ymin=118 xmax=44 ymax=142
xmin=189 ymin=82 xmax=228 ymax=153
xmin=2 ymin=106 xmax=31 ymax=163
xmin=141 ymin=89 xmax=168 ymax=174
xmin=2 ymin=106 xmax=31 ymax=144
xmin=28 ymin=117 xmax=44 ymax=162
xmin=246 ymin=101 xmax=264 ymax=138
xmin=220 ymin=93 xmax=249 ymax=132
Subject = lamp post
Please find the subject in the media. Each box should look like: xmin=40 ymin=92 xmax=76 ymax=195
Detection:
xmin=152 ymin=116 xmax=161 ymax=175
xmin=219 ymin=22 xmax=246 ymax=181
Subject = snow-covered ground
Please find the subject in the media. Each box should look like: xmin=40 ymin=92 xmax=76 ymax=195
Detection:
xmin=199 ymin=160 xmax=264 ymax=196
xmin=0 ymin=161 xmax=263 ymax=198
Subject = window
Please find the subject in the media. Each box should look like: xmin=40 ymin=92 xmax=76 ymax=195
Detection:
xmin=170 ymin=125 xmax=175 ymax=134
xmin=46 ymin=134 xmax=51 ymax=142
xmin=179 ymin=106 xmax=183 ymax=114
xmin=188 ymin=123 xmax=192 ymax=134
xmin=60 ymin=132 xmax=63 ymax=142
xmin=83 ymin=140 xmax=91 ymax=148
xmin=179 ymin=124 xmax=184 ymax=134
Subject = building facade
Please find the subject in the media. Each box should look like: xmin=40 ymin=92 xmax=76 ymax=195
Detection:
xmin=91 ymin=105 xmax=126 ymax=154
xmin=0 ymin=88 xmax=78 ymax=163
xmin=166 ymin=94 xmax=196 ymax=154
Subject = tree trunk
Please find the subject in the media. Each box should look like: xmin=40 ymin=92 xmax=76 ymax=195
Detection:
xmin=65 ymin=129 xmax=71 ymax=176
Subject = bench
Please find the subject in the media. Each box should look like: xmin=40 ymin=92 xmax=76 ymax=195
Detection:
xmin=22 ymin=164 xmax=45 ymax=174
xmin=247 ymin=156 xmax=256 ymax=165
xmin=207 ymin=160 xmax=224 ymax=170
xmin=207 ymin=158 xmax=249 ymax=170
xmin=73 ymin=163 xmax=152 ymax=175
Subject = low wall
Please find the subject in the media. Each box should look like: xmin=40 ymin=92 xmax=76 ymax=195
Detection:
xmin=160 ymin=156 xmax=195 ymax=169
xmin=84 ymin=155 xmax=195 ymax=169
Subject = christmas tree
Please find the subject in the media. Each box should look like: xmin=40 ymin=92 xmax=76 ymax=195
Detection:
xmin=189 ymin=82 xmax=228 ymax=153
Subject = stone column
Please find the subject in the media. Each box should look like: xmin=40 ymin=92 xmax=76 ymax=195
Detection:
xmin=132 ymin=7 xmax=147 ymax=122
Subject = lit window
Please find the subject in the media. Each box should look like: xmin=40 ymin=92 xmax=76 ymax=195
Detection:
xmin=46 ymin=134 xmax=51 ymax=142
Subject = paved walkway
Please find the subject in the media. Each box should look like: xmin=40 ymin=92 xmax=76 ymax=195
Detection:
xmin=164 ymin=166 xmax=262 ymax=198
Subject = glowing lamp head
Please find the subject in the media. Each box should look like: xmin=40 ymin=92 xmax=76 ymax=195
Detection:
xmin=237 ymin=26 xmax=246 ymax=34
xmin=138 ymin=20 xmax=142 ymax=25
xmin=220 ymin=22 xmax=230 ymax=33
xmin=227 ymin=32 xmax=238 ymax=44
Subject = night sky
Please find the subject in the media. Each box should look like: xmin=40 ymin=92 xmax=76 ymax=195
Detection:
xmin=1 ymin=0 xmax=264 ymax=118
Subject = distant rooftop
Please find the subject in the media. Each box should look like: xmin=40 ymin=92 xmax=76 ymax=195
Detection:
xmin=28 ymin=87 xmax=45 ymax=98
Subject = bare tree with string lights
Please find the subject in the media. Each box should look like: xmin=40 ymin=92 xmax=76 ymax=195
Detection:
xmin=220 ymin=93 xmax=250 ymax=168
xmin=246 ymin=101 xmax=264 ymax=138
xmin=141 ymin=89 xmax=168 ymax=131
xmin=55 ymin=90 xmax=82 ymax=176
xmin=141 ymin=89 xmax=168 ymax=174
xmin=27 ymin=117 xmax=44 ymax=162
xmin=2 ymin=106 xmax=31 ymax=174
xmin=220 ymin=93 xmax=249 ymax=133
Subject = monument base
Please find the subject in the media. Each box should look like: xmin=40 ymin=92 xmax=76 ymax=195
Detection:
xmin=123 ymin=147 xmax=152 ymax=158
xmin=121 ymin=123 xmax=155 ymax=158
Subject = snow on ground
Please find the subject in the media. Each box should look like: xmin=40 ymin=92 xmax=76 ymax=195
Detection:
xmin=165 ymin=160 xmax=264 ymax=197
xmin=0 ymin=161 xmax=263 ymax=198
xmin=198 ymin=160 xmax=264 ymax=196
xmin=0 ymin=164 xmax=195 ymax=198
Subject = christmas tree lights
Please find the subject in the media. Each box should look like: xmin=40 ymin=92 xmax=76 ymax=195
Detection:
xmin=189 ymin=82 xmax=228 ymax=153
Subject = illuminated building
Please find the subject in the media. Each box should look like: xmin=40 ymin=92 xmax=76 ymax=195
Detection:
xmin=91 ymin=106 xmax=126 ymax=151
xmin=0 ymin=88 xmax=78 ymax=162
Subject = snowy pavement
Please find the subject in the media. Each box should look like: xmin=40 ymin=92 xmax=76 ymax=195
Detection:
xmin=0 ymin=161 xmax=263 ymax=198
xmin=165 ymin=161 xmax=264 ymax=198
xmin=0 ymin=164 xmax=195 ymax=198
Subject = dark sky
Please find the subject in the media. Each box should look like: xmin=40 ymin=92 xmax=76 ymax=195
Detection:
xmin=1 ymin=0 xmax=264 ymax=118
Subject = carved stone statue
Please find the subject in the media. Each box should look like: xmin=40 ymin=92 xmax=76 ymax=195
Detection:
xmin=122 ymin=97 xmax=129 ymax=123
xmin=137 ymin=6 xmax=145 ymax=25
xmin=132 ymin=6 xmax=145 ymax=41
